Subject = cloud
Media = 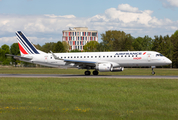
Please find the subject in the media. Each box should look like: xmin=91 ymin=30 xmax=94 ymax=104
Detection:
xmin=0 ymin=4 xmax=177 ymax=46
xmin=45 ymin=14 xmax=76 ymax=19
xmin=90 ymin=4 xmax=172 ymax=28
xmin=89 ymin=4 xmax=177 ymax=38
xmin=162 ymin=0 xmax=178 ymax=7
xmin=0 ymin=37 xmax=16 ymax=45
xmin=0 ymin=14 xmax=87 ymax=46
xmin=104 ymin=7 xmax=153 ymax=26
xmin=167 ymin=0 xmax=178 ymax=7
xmin=118 ymin=4 xmax=140 ymax=13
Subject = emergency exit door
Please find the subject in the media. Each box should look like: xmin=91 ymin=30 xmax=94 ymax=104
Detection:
xmin=147 ymin=53 xmax=151 ymax=62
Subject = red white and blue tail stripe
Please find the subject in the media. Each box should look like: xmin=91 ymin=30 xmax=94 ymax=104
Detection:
xmin=16 ymin=31 xmax=40 ymax=55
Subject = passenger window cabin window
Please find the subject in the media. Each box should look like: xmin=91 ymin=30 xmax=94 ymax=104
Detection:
xmin=107 ymin=56 xmax=109 ymax=58
xmin=64 ymin=57 xmax=66 ymax=58
xmin=132 ymin=55 xmax=134 ymax=57
xmin=61 ymin=57 xmax=63 ymax=59
xmin=125 ymin=55 xmax=126 ymax=57
xmin=74 ymin=56 xmax=76 ymax=58
xmin=71 ymin=56 xmax=72 ymax=58
xmin=80 ymin=56 xmax=82 ymax=58
xmin=95 ymin=56 xmax=97 ymax=58
xmin=77 ymin=56 xmax=79 ymax=58
xmin=87 ymin=56 xmax=89 ymax=58
xmin=84 ymin=56 xmax=86 ymax=58
xmin=91 ymin=56 xmax=93 ymax=58
xmin=51 ymin=57 xmax=52 ymax=59
xmin=110 ymin=56 xmax=112 ymax=57
xmin=114 ymin=56 xmax=116 ymax=57
xmin=103 ymin=56 xmax=105 ymax=58
xmin=121 ymin=56 xmax=123 ymax=57
xmin=68 ymin=57 xmax=69 ymax=58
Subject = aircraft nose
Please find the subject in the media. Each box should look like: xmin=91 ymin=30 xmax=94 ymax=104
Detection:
xmin=166 ymin=59 xmax=172 ymax=64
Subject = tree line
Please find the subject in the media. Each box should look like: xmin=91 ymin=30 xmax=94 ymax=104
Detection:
xmin=0 ymin=30 xmax=178 ymax=67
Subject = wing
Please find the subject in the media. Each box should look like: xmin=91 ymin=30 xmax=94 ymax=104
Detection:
xmin=64 ymin=59 xmax=96 ymax=67
xmin=50 ymin=51 xmax=120 ymax=68
xmin=50 ymin=51 xmax=97 ymax=67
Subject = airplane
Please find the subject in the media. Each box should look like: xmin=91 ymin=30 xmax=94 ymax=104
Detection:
xmin=7 ymin=31 xmax=172 ymax=75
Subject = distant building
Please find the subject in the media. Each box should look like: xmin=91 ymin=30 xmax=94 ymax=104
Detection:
xmin=62 ymin=27 xmax=98 ymax=51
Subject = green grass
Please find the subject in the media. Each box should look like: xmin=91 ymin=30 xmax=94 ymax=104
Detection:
xmin=0 ymin=67 xmax=177 ymax=76
xmin=1 ymin=78 xmax=178 ymax=120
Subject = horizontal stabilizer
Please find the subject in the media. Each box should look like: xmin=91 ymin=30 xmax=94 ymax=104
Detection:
xmin=6 ymin=54 xmax=33 ymax=60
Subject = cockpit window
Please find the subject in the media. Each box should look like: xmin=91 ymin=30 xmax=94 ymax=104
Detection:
xmin=156 ymin=54 xmax=164 ymax=57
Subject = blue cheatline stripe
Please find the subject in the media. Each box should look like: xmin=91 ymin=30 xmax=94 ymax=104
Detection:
xmin=17 ymin=31 xmax=39 ymax=54
xmin=16 ymin=33 xmax=34 ymax=54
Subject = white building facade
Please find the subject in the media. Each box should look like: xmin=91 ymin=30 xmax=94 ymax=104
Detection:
xmin=62 ymin=27 xmax=98 ymax=51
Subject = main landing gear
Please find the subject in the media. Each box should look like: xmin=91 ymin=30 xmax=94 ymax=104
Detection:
xmin=151 ymin=66 xmax=155 ymax=75
xmin=85 ymin=71 xmax=91 ymax=75
xmin=84 ymin=70 xmax=99 ymax=75
xmin=93 ymin=70 xmax=99 ymax=75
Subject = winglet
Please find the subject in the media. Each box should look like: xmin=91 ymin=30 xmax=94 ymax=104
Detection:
xmin=50 ymin=51 xmax=63 ymax=60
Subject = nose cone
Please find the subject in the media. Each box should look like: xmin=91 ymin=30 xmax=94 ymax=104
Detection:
xmin=166 ymin=58 xmax=172 ymax=64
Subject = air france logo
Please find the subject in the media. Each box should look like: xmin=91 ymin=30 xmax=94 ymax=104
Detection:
xmin=143 ymin=52 xmax=146 ymax=55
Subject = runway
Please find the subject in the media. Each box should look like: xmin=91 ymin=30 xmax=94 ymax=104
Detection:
xmin=0 ymin=74 xmax=178 ymax=79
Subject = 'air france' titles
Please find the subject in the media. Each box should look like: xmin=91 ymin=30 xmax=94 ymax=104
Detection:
xmin=115 ymin=52 xmax=143 ymax=56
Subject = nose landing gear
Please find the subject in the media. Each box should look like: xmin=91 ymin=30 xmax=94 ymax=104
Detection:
xmin=151 ymin=66 xmax=155 ymax=75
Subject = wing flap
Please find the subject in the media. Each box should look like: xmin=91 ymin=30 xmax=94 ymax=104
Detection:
xmin=64 ymin=59 xmax=96 ymax=66
xmin=64 ymin=59 xmax=96 ymax=64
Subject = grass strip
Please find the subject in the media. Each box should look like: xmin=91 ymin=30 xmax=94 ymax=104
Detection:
xmin=0 ymin=67 xmax=177 ymax=76
xmin=0 ymin=78 xmax=178 ymax=120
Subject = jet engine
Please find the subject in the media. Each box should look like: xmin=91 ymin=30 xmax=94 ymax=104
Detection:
xmin=96 ymin=63 xmax=124 ymax=72
xmin=96 ymin=63 xmax=112 ymax=72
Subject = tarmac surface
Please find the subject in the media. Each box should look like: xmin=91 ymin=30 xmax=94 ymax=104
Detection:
xmin=0 ymin=74 xmax=178 ymax=79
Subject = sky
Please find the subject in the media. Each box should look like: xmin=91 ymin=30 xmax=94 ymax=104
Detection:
xmin=0 ymin=0 xmax=178 ymax=46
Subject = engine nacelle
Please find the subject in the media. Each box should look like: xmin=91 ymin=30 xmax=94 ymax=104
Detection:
xmin=96 ymin=63 xmax=112 ymax=72
xmin=96 ymin=63 xmax=124 ymax=72
xmin=111 ymin=67 xmax=124 ymax=72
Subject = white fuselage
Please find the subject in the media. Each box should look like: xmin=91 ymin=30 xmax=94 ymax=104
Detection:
xmin=22 ymin=51 xmax=172 ymax=69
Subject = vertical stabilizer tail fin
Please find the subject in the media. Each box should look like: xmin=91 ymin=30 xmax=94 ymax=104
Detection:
xmin=16 ymin=31 xmax=45 ymax=55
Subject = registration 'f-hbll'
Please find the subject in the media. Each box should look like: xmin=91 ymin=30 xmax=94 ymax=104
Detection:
xmin=7 ymin=31 xmax=172 ymax=75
